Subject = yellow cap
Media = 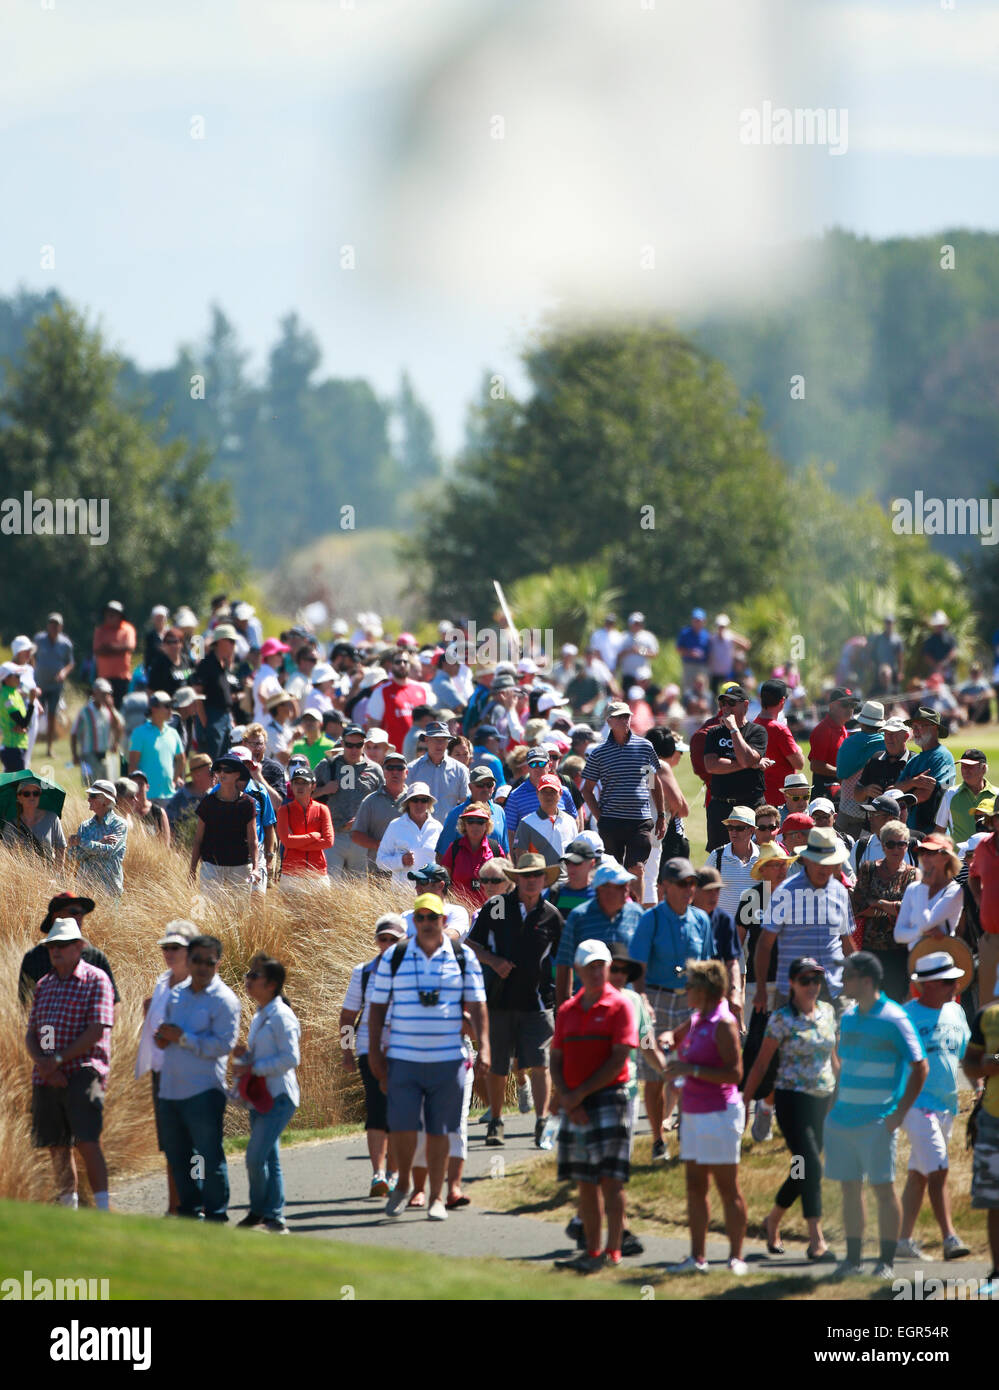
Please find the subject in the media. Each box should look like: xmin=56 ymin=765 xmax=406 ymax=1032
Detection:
xmin=413 ymin=893 xmax=445 ymax=917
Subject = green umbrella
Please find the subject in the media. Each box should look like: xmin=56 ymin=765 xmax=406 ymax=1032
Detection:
xmin=0 ymin=768 xmax=67 ymax=825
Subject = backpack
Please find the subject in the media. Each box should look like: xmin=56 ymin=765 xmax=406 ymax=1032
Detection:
xmin=364 ymin=938 xmax=467 ymax=1005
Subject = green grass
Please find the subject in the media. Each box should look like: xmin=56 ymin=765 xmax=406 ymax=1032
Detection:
xmin=0 ymin=1200 xmax=639 ymax=1301
xmin=223 ymin=1123 xmax=363 ymax=1155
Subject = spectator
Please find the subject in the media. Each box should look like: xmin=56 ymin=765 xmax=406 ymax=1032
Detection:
xmin=551 ymin=939 xmax=640 ymax=1273
xmin=936 ymin=748 xmax=997 ymax=844
xmin=275 ymin=765 xmax=334 ymax=886
xmin=262 ymin=691 xmax=296 ymax=765
xmin=665 ymin=958 xmax=748 ymax=1276
xmin=314 ymin=722 xmax=384 ymax=877
xmin=869 ymin=616 xmax=904 ymax=694
xmin=754 ymin=679 xmax=805 ymax=811
xmin=806 ymin=798 xmax=856 ymax=887
xmin=366 ymin=895 xmax=489 ymax=1222
xmin=588 ymin=613 xmax=625 ymax=673
xmin=303 ymin=661 xmax=340 ymax=719
xmin=135 ymin=920 xmax=196 ymax=1214
xmin=581 ymin=701 xmax=665 ymax=894
xmin=555 ymin=862 xmax=644 ymax=1006
xmin=824 ymin=952 xmax=928 ymax=1279
xmin=743 ymin=956 xmax=839 ymax=1261
xmin=376 ymin=782 xmax=443 ymax=885
xmin=921 ymin=610 xmax=957 ymax=682
xmin=363 ymin=727 xmax=390 ymax=767
xmin=514 ymin=773 xmax=579 ymax=867
xmin=677 ymin=607 xmax=710 ymax=694
xmin=438 ymin=804 xmax=503 ymax=908
xmin=154 ymin=933 xmax=241 ymax=1222
xmin=855 ymin=717 xmax=911 ymax=804
xmin=630 ymin=857 xmax=718 ymax=1160
xmin=753 ymin=804 xmax=780 ymax=850
xmin=190 ymin=623 xmax=239 ymax=761
xmin=18 ymin=892 xmax=118 ymax=1009
xmin=706 ymin=614 xmax=750 ymax=695
xmin=402 ymin=865 xmax=472 ymax=942
xmin=709 ymin=806 xmax=761 ymax=918
xmin=129 ymin=770 xmax=171 ymax=844
xmin=962 ymin=977 xmax=999 ymax=1297
xmin=128 ymin=691 xmax=185 ymax=804
xmin=339 ymin=915 xmax=407 ymax=1196
xmin=0 ymin=661 xmax=30 ymax=772
xmin=68 ymin=780 xmax=128 ymax=897
xmin=702 ymin=685 xmax=770 ymax=852
xmin=70 ymin=678 xmax=122 ymax=790
xmin=33 ymin=613 xmax=74 ymax=759
xmin=894 ymin=832 xmax=963 ymax=953
xmin=145 ymin=627 xmax=189 ymax=701
xmin=350 ymin=750 xmax=408 ymax=876
xmin=251 ymin=638 xmax=291 ymax=722
xmin=189 ymin=755 xmax=260 ymax=894
xmin=92 ymin=600 xmax=137 ymax=708
xmin=551 ymin=836 xmax=599 ymax=919
xmin=958 ymin=664 xmax=992 ymax=725
xmin=777 ymin=811 xmax=814 ymax=858
xmin=755 ymin=827 xmax=858 ymax=1015
xmin=289 ymin=709 xmax=336 ymax=770
xmin=2 ymin=775 xmax=66 ymax=870
xmin=435 ymin=765 xmax=509 ymax=859
xmin=692 ymin=866 xmax=743 ymax=1030
xmin=835 ymin=701 xmax=886 ymax=839
xmin=780 ymin=772 xmax=811 ymax=821
xmin=407 ymin=720 xmax=470 ymax=816
xmin=284 ymin=644 xmax=321 ymax=706
xmin=616 ymin=611 xmax=659 ymax=684
xmin=24 ymin=917 xmax=115 ymax=1211
xmin=895 ymin=708 xmax=956 ymax=836
xmin=467 ymin=852 xmax=563 ymax=1147
xmin=970 ymin=805 xmax=999 ymax=1007
xmin=808 ymin=687 xmax=858 ymax=800
xmin=505 ymin=747 xmax=577 ymax=843
xmin=232 ymin=954 xmax=301 ymax=1235
xmin=850 ymin=820 xmax=918 ymax=1002
xmin=164 ymin=752 xmax=213 ymax=830
xmin=365 ymin=650 xmax=434 ymax=755
xmin=852 ymin=792 xmax=916 ymax=873
xmin=897 ymin=953 xmax=971 ymax=1261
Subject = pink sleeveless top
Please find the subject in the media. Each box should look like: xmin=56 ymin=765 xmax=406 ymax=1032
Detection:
xmin=679 ymin=998 xmax=738 ymax=1113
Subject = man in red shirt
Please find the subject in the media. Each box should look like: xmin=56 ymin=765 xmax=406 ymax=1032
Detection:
xmin=970 ymin=806 xmax=999 ymax=1006
xmin=808 ymin=687 xmax=858 ymax=800
xmin=92 ymin=600 xmax=137 ymax=709
xmin=754 ymin=678 xmax=805 ymax=809
xmin=365 ymin=650 xmax=433 ymax=755
xmin=551 ymin=939 xmax=638 ymax=1273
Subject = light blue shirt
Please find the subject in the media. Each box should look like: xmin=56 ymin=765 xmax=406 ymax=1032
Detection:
xmin=903 ymin=999 xmax=970 ymax=1115
xmin=831 ymin=996 xmax=924 ymax=1126
xmin=159 ymin=975 xmax=241 ymax=1100
xmin=129 ymin=720 xmax=184 ymax=799
xmin=629 ymin=903 xmax=715 ymax=990
xmin=244 ymin=995 xmax=301 ymax=1107
xmin=71 ymin=810 xmax=128 ymax=896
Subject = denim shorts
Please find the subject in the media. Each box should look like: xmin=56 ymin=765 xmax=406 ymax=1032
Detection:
xmin=386 ymin=1057 xmax=465 ymax=1135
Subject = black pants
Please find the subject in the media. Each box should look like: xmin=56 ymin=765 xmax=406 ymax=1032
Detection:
xmin=706 ymin=797 xmax=762 ymax=853
xmin=869 ymin=947 xmax=910 ymax=1004
xmin=774 ymin=1089 xmax=830 ymax=1220
xmin=109 ymin=677 xmax=130 ymax=709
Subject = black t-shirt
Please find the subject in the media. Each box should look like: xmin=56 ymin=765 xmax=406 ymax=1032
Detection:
xmin=737 ymin=885 xmax=778 ymax=984
xmin=704 ymin=720 xmax=768 ymax=804
xmin=923 ymin=632 xmax=956 ymax=665
xmin=146 ymin=651 xmax=188 ymax=698
xmin=196 ymin=792 xmax=255 ymax=865
xmin=192 ymin=653 xmax=234 ymax=715
xmin=858 ymin=750 xmax=910 ymax=795
xmin=468 ymin=889 xmax=563 ymax=1012
xmin=19 ymin=942 xmax=121 ymax=1006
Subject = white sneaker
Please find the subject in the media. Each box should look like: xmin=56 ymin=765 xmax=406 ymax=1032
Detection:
xmin=517 ymin=1082 xmax=532 ymax=1114
xmin=896 ymin=1238 xmax=924 ymax=1260
xmin=385 ymin=1186 xmax=413 ymax=1217
xmin=669 ymin=1255 xmax=709 ymax=1275
xmin=427 ymin=1199 xmax=448 ymax=1221
xmin=728 ymin=1258 xmax=748 ymax=1277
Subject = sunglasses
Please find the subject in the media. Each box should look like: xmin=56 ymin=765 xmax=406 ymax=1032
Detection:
xmin=609 ymin=964 xmax=629 ymax=974
xmin=301 ymin=655 xmax=318 ymax=662
xmin=18 ymin=789 xmax=41 ymax=798
xmin=796 ymin=973 xmax=822 ymax=986
xmin=480 ymin=876 xmax=507 ymax=885
xmin=519 ymin=871 xmax=546 ymax=880
xmin=756 ymin=821 xmax=778 ymax=831
xmin=190 ymin=956 xmax=219 ymax=967
xmin=882 ymin=839 xmax=909 ymax=848
xmin=343 ymin=741 xmax=365 ymax=749
xmin=413 ymin=912 xmax=442 ymax=922
xmin=408 ymin=797 xmax=432 ymax=805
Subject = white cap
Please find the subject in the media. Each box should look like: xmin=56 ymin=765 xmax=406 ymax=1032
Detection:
xmin=929 ymin=610 xmax=949 ymax=627
xmin=46 ymin=918 xmax=84 ymax=945
xmin=364 ymin=728 xmax=389 ymax=744
xmin=331 ymin=618 xmax=349 ymax=636
xmin=233 ymin=602 xmax=255 ymax=621
xmin=151 ymin=604 xmax=169 ymax=619
xmin=538 ymin=691 xmax=569 ymax=713
xmin=628 ymin=612 xmax=645 ymax=625
xmin=0 ymin=661 xmax=28 ymax=680
xmin=574 ymin=938 xmax=612 ymax=969
xmin=311 ymin=663 xmax=336 ymax=685
xmin=807 ymin=797 xmax=836 ymax=817
xmin=517 ymin=658 xmax=537 ymax=675
xmin=716 ymin=613 xmax=730 ymax=627
xmin=561 ymin=643 xmax=578 ymax=657
xmin=627 ymin=686 xmax=646 ymax=701
xmin=11 ymin=635 xmax=35 ymax=656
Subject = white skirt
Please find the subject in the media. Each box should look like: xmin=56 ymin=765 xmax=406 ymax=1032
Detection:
xmin=680 ymin=1099 xmax=745 ymax=1166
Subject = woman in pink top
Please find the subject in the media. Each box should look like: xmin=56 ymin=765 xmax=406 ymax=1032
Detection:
xmin=662 ymin=958 xmax=748 ymax=1275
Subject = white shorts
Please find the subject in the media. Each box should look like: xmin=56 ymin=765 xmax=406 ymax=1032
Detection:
xmin=903 ymin=1108 xmax=954 ymax=1175
xmin=680 ymin=1099 xmax=745 ymax=1166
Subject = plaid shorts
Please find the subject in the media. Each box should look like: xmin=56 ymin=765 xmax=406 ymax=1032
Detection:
xmin=971 ymin=1111 xmax=999 ymax=1210
xmin=638 ymin=986 xmax=690 ymax=1083
xmin=557 ymin=1086 xmax=632 ymax=1186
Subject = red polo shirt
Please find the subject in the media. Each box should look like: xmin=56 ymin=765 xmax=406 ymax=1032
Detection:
xmin=970 ymin=834 xmax=999 ymax=935
xmin=553 ymin=983 xmax=637 ymax=1091
xmin=808 ymin=715 xmax=847 ymax=777
xmin=754 ymin=712 xmax=803 ymax=806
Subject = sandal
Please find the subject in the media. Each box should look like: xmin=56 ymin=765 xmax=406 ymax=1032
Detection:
xmin=765 ymin=1215 xmax=784 ymax=1255
xmin=807 ymin=1247 xmax=837 ymax=1263
xmin=407 ymin=1192 xmax=426 ymax=1209
xmin=445 ymin=1195 xmax=470 ymax=1210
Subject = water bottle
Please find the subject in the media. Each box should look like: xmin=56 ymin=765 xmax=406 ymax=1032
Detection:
xmin=539 ymin=1115 xmax=559 ymax=1150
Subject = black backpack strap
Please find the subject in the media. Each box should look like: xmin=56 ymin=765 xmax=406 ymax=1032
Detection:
xmin=389 ymin=939 xmax=409 ymax=978
xmin=715 ymin=846 xmax=724 ymax=872
xmin=359 ymin=953 xmax=381 ymax=1008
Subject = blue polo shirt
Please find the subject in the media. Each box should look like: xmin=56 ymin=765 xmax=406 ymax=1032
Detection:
xmin=629 ymin=902 xmax=715 ymax=989
xmin=830 ymin=997 xmax=925 ymax=1127
xmin=902 ymin=744 xmax=956 ymax=830
xmin=836 ymin=729 xmax=885 ymax=781
xmin=555 ymin=897 xmax=643 ymax=970
xmin=677 ymin=625 xmax=710 ymax=664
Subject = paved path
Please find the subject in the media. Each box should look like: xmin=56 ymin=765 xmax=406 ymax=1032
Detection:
xmin=114 ymin=1113 xmax=990 ymax=1288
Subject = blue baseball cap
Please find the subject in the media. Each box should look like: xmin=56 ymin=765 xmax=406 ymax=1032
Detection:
xmin=476 ymin=724 xmax=500 ymax=741
xmin=691 ymin=607 xmax=706 ymax=621
xmin=592 ymin=862 xmax=634 ymax=888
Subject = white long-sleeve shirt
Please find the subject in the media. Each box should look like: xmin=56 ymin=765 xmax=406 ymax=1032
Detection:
xmin=893 ymin=879 xmax=963 ymax=947
xmin=375 ymin=812 xmax=444 ymax=885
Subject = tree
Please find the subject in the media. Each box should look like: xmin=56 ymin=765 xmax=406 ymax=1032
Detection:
xmin=0 ymin=304 xmax=241 ymax=643
xmin=394 ymin=371 xmax=442 ymax=492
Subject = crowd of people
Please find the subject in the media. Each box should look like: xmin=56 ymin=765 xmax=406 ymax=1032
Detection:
xmin=8 ymin=595 xmax=999 ymax=1289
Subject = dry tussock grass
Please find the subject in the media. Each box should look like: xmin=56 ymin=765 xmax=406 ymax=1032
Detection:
xmin=0 ymin=786 xmax=416 ymax=1201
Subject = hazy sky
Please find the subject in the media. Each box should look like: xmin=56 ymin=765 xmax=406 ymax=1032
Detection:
xmin=3 ymin=0 xmax=996 ymax=454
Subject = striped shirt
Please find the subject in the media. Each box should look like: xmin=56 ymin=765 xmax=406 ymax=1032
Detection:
xmin=582 ymin=731 xmax=657 ymax=820
xmin=761 ymin=868 xmax=856 ymax=998
xmin=368 ymin=936 xmax=486 ymax=1063
xmin=831 ymin=997 xmax=924 ymax=1127
xmin=555 ymin=897 xmax=643 ymax=969
xmin=714 ymin=842 xmax=760 ymax=918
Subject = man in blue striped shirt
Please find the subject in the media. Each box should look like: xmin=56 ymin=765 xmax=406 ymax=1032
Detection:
xmin=581 ymin=703 xmax=666 ymax=895
xmin=367 ymin=895 xmax=489 ymax=1222
xmin=825 ymin=952 xmax=928 ymax=1279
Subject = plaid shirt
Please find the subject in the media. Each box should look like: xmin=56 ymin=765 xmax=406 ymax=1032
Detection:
xmin=27 ymin=959 xmax=115 ymax=1083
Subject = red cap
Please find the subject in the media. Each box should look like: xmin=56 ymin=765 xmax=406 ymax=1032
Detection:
xmin=537 ymin=774 xmax=563 ymax=792
xmin=780 ymin=813 xmax=815 ymax=835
